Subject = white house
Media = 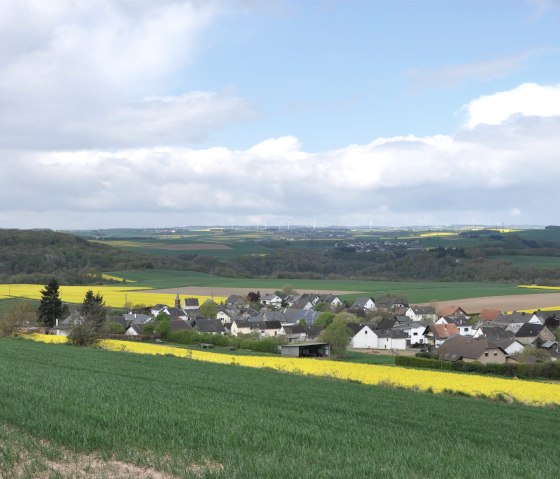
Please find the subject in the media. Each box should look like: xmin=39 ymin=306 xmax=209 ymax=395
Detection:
xmin=350 ymin=297 xmax=376 ymax=313
xmin=261 ymin=294 xmax=283 ymax=308
xmin=230 ymin=319 xmax=252 ymax=336
xmin=405 ymin=306 xmax=437 ymax=323
xmin=349 ymin=324 xmax=377 ymax=349
xmin=348 ymin=324 xmax=407 ymax=350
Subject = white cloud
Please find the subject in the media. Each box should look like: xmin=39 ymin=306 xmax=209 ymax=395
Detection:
xmin=2 ymin=80 xmax=560 ymax=228
xmin=0 ymin=0 xmax=256 ymax=149
xmin=463 ymin=83 xmax=560 ymax=128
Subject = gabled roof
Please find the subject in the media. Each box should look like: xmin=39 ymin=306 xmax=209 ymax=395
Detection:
xmin=479 ymin=308 xmax=502 ymax=321
xmin=350 ymin=297 xmax=375 ymax=309
xmin=515 ymin=323 xmax=546 ymax=338
xmin=437 ymin=336 xmax=506 ymax=361
xmin=184 ymin=298 xmax=200 ymax=307
xmin=425 ymin=323 xmax=460 ymax=339
xmin=251 ymin=320 xmax=282 ymax=330
xmin=347 ymin=322 xmax=373 ymax=335
xmin=123 ymin=313 xmax=154 ymax=324
xmin=375 ymin=329 xmax=407 ymax=339
xmin=282 ymin=309 xmax=319 ymax=324
xmin=494 ymin=312 xmax=534 ymax=325
xmin=376 ymin=318 xmax=398 ymax=330
xmin=438 ymin=305 xmax=468 ymax=317
xmin=193 ymin=318 xmax=225 ymax=333
xmin=479 ymin=327 xmax=514 ymax=340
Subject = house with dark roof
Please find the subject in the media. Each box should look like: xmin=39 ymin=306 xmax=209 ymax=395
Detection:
xmin=282 ymin=308 xmax=319 ymax=325
xmin=436 ymin=336 xmax=509 ymax=364
xmin=348 ymin=323 xmax=407 ymax=350
xmin=192 ymin=318 xmax=226 ymax=335
xmin=349 ymin=297 xmax=376 ymax=313
xmin=376 ymin=297 xmax=409 ymax=311
xmin=493 ymin=312 xmax=542 ymax=334
xmin=316 ymin=294 xmax=344 ymax=311
xmin=225 ymin=295 xmax=247 ymax=307
xmin=183 ymin=298 xmax=200 ymax=310
xmin=515 ymin=323 xmax=556 ymax=346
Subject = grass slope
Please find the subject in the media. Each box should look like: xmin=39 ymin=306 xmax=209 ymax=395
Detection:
xmin=1 ymin=338 xmax=559 ymax=478
xmin=109 ymin=269 xmax=554 ymax=302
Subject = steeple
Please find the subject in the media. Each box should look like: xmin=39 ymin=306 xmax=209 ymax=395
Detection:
xmin=175 ymin=293 xmax=181 ymax=310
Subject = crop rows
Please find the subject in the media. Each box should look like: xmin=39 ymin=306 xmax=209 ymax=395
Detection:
xmin=1 ymin=337 xmax=560 ymax=478
xmin=30 ymin=335 xmax=560 ymax=406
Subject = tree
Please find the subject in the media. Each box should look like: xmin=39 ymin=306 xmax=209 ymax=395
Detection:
xmin=314 ymin=312 xmax=335 ymax=328
xmin=199 ymin=300 xmax=218 ymax=319
xmin=79 ymin=290 xmax=107 ymax=330
xmin=37 ymin=278 xmax=64 ymax=327
xmin=155 ymin=311 xmax=170 ymax=322
xmin=1 ymin=301 xmax=36 ymax=336
xmin=246 ymin=291 xmax=261 ymax=303
xmin=155 ymin=320 xmax=171 ymax=340
xmin=319 ymin=317 xmax=353 ymax=358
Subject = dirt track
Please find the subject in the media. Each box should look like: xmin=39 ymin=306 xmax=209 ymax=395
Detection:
xmin=430 ymin=293 xmax=560 ymax=314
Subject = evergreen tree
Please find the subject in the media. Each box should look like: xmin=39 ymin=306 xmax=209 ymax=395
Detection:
xmin=37 ymin=278 xmax=63 ymax=327
xmin=79 ymin=290 xmax=106 ymax=330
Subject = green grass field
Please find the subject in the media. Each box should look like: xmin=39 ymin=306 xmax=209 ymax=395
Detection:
xmin=0 ymin=338 xmax=559 ymax=478
xmin=108 ymin=269 xmax=555 ymax=303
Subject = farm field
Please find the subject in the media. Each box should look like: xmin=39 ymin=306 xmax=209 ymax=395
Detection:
xmin=0 ymin=283 xmax=224 ymax=309
xmin=110 ymin=269 xmax=558 ymax=304
xmin=30 ymin=335 xmax=560 ymax=406
xmin=1 ymin=338 xmax=560 ymax=479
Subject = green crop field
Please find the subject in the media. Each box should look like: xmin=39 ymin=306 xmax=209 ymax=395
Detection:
xmin=488 ymin=255 xmax=560 ymax=269
xmin=108 ymin=269 xmax=555 ymax=303
xmin=0 ymin=339 xmax=559 ymax=478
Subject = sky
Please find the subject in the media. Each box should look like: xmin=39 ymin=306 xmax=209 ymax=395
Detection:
xmin=1 ymin=0 xmax=560 ymax=229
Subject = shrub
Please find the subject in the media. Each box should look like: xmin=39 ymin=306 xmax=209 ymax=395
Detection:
xmin=68 ymin=323 xmax=98 ymax=347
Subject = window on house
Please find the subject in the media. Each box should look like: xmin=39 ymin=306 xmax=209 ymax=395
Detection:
xmin=413 ymin=332 xmax=418 ymax=336
xmin=484 ymin=352 xmax=489 ymax=357
xmin=364 ymin=330 xmax=367 ymax=334
xmin=493 ymin=352 xmax=497 ymax=356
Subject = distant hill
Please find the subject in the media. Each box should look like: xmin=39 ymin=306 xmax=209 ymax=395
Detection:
xmin=0 ymin=229 xmax=191 ymax=284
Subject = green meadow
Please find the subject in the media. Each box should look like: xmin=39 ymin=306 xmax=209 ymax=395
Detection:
xmin=0 ymin=338 xmax=559 ymax=478
xmin=110 ymin=269 xmax=553 ymax=303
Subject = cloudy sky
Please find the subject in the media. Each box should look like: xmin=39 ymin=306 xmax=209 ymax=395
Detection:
xmin=1 ymin=0 xmax=560 ymax=229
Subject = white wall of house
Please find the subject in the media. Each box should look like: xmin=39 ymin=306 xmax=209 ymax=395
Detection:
xmin=377 ymin=337 xmax=407 ymax=350
xmin=350 ymin=326 xmax=377 ymax=348
xmin=458 ymin=325 xmax=475 ymax=336
xmin=217 ymin=311 xmax=233 ymax=324
xmin=406 ymin=325 xmax=426 ymax=345
xmin=230 ymin=323 xmax=251 ymax=337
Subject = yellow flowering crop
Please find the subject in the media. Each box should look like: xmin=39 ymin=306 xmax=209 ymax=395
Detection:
xmin=0 ymin=284 xmax=224 ymax=308
xmin=28 ymin=335 xmax=560 ymax=406
xmin=518 ymin=284 xmax=560 ymax=291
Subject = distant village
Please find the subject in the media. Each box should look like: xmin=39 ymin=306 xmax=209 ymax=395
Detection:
xmin=50 ymin=290 xmax=559 ymax=363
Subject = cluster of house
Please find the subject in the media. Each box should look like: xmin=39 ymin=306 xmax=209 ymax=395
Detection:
xmin=348 ymin=305 xmax=559 ymax=364
xmin=50 ymin=290 xmax=559 ymax=363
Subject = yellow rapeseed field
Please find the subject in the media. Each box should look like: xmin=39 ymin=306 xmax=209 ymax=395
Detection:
xmin=518 ymin=284 xmax=560 ymax=291
xmin=418 ymin=232 xmax=457 ymax=237
xmin=28 ymin=335 xmax=560 ymax=406
xmin=0 ymin=284 xmax=224 ymax=308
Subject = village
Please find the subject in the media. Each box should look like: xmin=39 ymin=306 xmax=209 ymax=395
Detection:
xmin=49 ymin=289 xmax=560 ymax=363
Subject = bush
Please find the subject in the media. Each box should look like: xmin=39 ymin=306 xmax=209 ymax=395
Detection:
xmin=68 ymin=323 xmax=99 ymax=347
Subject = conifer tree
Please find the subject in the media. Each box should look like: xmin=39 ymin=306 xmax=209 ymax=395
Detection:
xmin=37 ymin=278 xmax=63 ymax=328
